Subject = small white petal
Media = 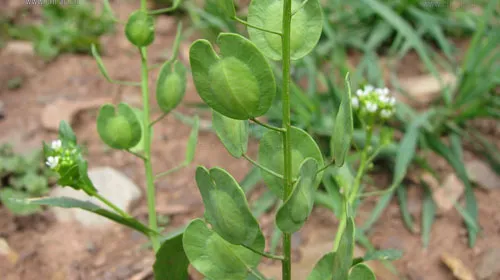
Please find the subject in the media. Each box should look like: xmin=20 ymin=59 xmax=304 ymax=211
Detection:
xmin=381 ymin=109 xmax=392 ymax=118
xmin=390 ymin=97 xmax=396 ymax=105
xmin=352 ymin=97 xmax=359 ymax=108
xmin=364 ymin=85 xmax=374 ymax=92
xmin=51 ymin=139 xmax=62 ymax=150
xmin=46 ymin=156 xmax=60 ymax=169
xmin=379 ymin=95 xmax=389 ymax=103
xmin=366 ymin=102 xmax=378 ymax=113
xmin=383 ymin=87 xmax=390 ymax=95
xmin=356 ymin=89 xmax=363 ymax=96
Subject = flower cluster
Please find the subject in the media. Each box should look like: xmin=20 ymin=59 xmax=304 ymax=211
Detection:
xmin=45 ymin=139 xmax=79 ymax=171
xmin=352 ymin=85 xmax=396 ymax=121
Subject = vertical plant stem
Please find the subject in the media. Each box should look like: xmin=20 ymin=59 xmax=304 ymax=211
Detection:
xmin=281 ymin=0 xmax=293 ymax=279
xmin=349 ymin=127 xmax=373 ymax=205
xmin=140 ymin=46 xmax=161 ymax=253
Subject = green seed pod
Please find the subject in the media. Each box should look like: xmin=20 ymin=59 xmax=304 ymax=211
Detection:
xmin=156 ymin=60 xmax=187 ymax=114
xmin=189 ymin=33 xmax=276 ymax=120
xmin=125 ymin=10 xmax=155 ymax=47
xmin=97 ymin=103 xmax=142 ymax=150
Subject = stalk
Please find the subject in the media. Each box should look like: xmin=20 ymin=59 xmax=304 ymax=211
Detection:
xmin=140 ymin=46 xmax=161 ymax=252
xmin=281 ymin=0 xmax=293 ymax=278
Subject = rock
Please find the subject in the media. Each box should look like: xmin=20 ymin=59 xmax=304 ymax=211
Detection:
xmin=423 ymin=173 xmax=464 ymax=213
xmin=398 ymin=72 xmax=456 ymax=105
xmin=466 ymin=161 xmax=500 ymax=191
xmin=476 ymin=247 xmax=500 ymax=280
xmin=41 ymin=97 xmax=111 ymax=131
xmin=50 ymin=167 xmax=141 ymax=228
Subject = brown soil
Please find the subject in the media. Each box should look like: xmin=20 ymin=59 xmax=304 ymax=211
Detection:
xmin=1 ymin=2 xmax=499 ymax=280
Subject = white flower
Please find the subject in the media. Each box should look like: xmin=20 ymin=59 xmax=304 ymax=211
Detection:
xmin=51 ymin=139 xmax=62 ymax=150
xmin=46 ymin=156 xmax=60 ymax=169
xmin=365 ymin=102 xmax=378 ymax=113
xmin=356 ymin=89 xmax=364 ymax=96
xmin=379 ymin=95 xmax=390 ymax=104
xmin=382 ymin=87 xmax=389 ymax=95
xmin=364 ymin=85 xmax=374 ymax=93
xmin=352 ymin=97 xmax=359 ymax=109
xmin=380 ymin=109 xmax=392 ymax=118
xmin=389 ymin=97 xmax=396 ymax=106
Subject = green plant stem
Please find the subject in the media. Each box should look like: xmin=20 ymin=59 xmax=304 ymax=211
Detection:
xmin=139 ymin=46 xmax=161 ymax=253
xmin=333 ymin=199 xmax=346 ymax=251
xmin=125 ymin=149 xmax=147 ymax=161
xmin=233 ymin=17 xmax=283 ymax=37
xmin=348 ymin=127 xmax=373 ymax=205
xmin=94 ymin=193 xmax=131 ymax=218
xmin=281 ymin=0 xmax=293 ymax=278
xmin=155 ymin=162 xmax=187 ymax=180
xmin=248 ymin=266 xmax=266 ymax=280
xmin=150 ymin=112 xmax=168 ymax=127
xmin=242 ymin=244 xmax=284 ymax=260
xmin=149 ymin=7 xmax=176 ymax=15
xmin=242 ymin=154 xmax=286 ymax=181
xmin=251 ymin=118 xmax=285 ymax=132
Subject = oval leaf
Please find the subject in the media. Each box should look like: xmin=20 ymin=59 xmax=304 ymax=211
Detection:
xmin=183 ymin=219 xmax=263 ymax=280
xmin=247 ymin=0 xmax=323 ymax=60
xmin=307 ymin=252 xmax=335 ymax=280
xmin=349 ymin=263 xmax=376 ymax=280
xmin=195 ymin=166 xmax=264 ymax=248
xmin=189 ymin=33 xmax=276 ymax=120
xmin=212 ymin=110 xmax=249 ymax=158
xmin=258 ymin=126 xmax=324 ymax=197
xmin=97 ymin=103 xmax=142 ymax=150
xmin=156 ymin=60 xmax=187 ymax=114
xmin=276 ymin=158 xmax=318 ymax=233
xmin=331 ymin=74 xmax=353 ymax=167
xmin=153 ymin=232 xmax=189 ymax=280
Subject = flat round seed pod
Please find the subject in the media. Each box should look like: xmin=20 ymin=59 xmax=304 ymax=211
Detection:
xmin=189 ymin=33 xmax=276 ymax=120
xmin=258 ymin=126 xmax=324 ymax=197
xmin=156 ymin=60 xmax=187 ymax=114
xmin=125 ymin=10 xmax=155 ymax=47
xmin=97 ymin=103 xmax=142 ymax=150
xmin=248 ymin=0 xmax=323 ymax=60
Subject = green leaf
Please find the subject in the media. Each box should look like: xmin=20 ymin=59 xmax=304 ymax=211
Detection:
xmin=156 ymin=60 xmax=187 ymax=114
xmin=195 ymin=166 xmax=264 ymax=248
xmin=24 ymin=197 xmax=157 ymax=236
xmin=97 ymin=103 xmax=142 ymax=150
xmin=349 ymin=263 xmax=376 ymax=280
xmin=153 ymin=232 xmax=189 ymax=280
xmin=396 ymin=186 xmax=415 ymax=233
xmin=185 ymin=115 xmax=200 ymax=164
xmin=212 ymin=110 xmax=249 ymax=158
xmin=363 ymin=249 xmax=403 ymax=262
xmin=91 ymin=44 xmax=112 ymax=83
xmin=58 ymin=121 xmax=77 ymax=144
xmin=125 ymin=10 xmax=155 ymax=47
xmin=258 ymin=126 xmax=324 ymax=198
xmin=276 ymin=158 xmax=318 ymax=233
xmin=183 ymin=219 xmax=263 ymax=280
xmin=421 ymin=183 xmax=435 ymax=248
xmin=360 ymin=191 xmax=394 ymax=231
xmin=248 ymin=0 xmax=323 ymax=60
xmin=189 ymin=33 xmax=276 ymax=120
xmin=0 ymin=189 xmax=41 ymax=216
xmin=216 ymin=0 xmax=236 ymax=18
xmin=307 ymin=252 xmax=335 ymax=280
xmin=331 ymin=74 xmax=353 ymax=167
xmin=332 ymin=162 xmax=355 ymax=195
xmin=332 ymin=217 xmax=355 ymax=280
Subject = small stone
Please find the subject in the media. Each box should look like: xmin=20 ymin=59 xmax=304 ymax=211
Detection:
xmin=50 ymin=167 xmax=141 ymax=229
xmin=466 ymin=160 xmax=500 ymax=191
xmin=476 ymin=247 xmax=500 ymax=280
xmin=426 ymin=173 xmax=464 ymax=213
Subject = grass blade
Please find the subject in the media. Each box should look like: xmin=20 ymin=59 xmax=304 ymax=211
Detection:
xmin=396 ymin=185 xmax=415 ymax=233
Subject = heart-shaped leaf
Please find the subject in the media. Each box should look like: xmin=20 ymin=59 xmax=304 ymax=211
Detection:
xmin=247 ymin=0 xmax=323 ymax=60
xmin=331 ymin=74 xmax=353 ymax=167
xmin=332 ymin=217 xmax=355 ymax=280
xmin=183 ymin=219 xmax=263 ymax=280
xmin=276 ymin=158 xmax=318 ymax=233
xmin=156 ymin=60 xmax=187 ymax=114
xmin=212 ymin=110 xmax=249 ymax=158
xmin=195 ymin=166 xmax=264 ymax=248
xmin=153 ymin=232 xmax=189 ymax=280
xmin=349 ymin=263 xmax=376 ymax=280
xmin=97 ymin=103 xmax=142 ymax=150
xmin=125 ymin=10 xmax=155 ymax=47
xmin=258 ymin=126 xmax=323 ymax=197
xmin=307 ymin=252 xmax=335 ymax=280
xmin=189 ymin=33 xmax=276 ymax=120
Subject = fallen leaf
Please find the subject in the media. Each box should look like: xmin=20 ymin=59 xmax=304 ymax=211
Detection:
xmin=441 ymin=253 xmax=475 ymax=280
xmin=41 ymin=97 xmax=111 ymax=131
xmin=466 ymin=160 xmax=500 ymax=191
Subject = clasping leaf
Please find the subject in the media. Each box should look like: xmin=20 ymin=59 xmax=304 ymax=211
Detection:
xmin=212 ymin=110 xmax=249 ymax=158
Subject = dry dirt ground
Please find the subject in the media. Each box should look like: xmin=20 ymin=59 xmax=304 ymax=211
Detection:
xmin=1 ymin=1 xmax=500 ymax=280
